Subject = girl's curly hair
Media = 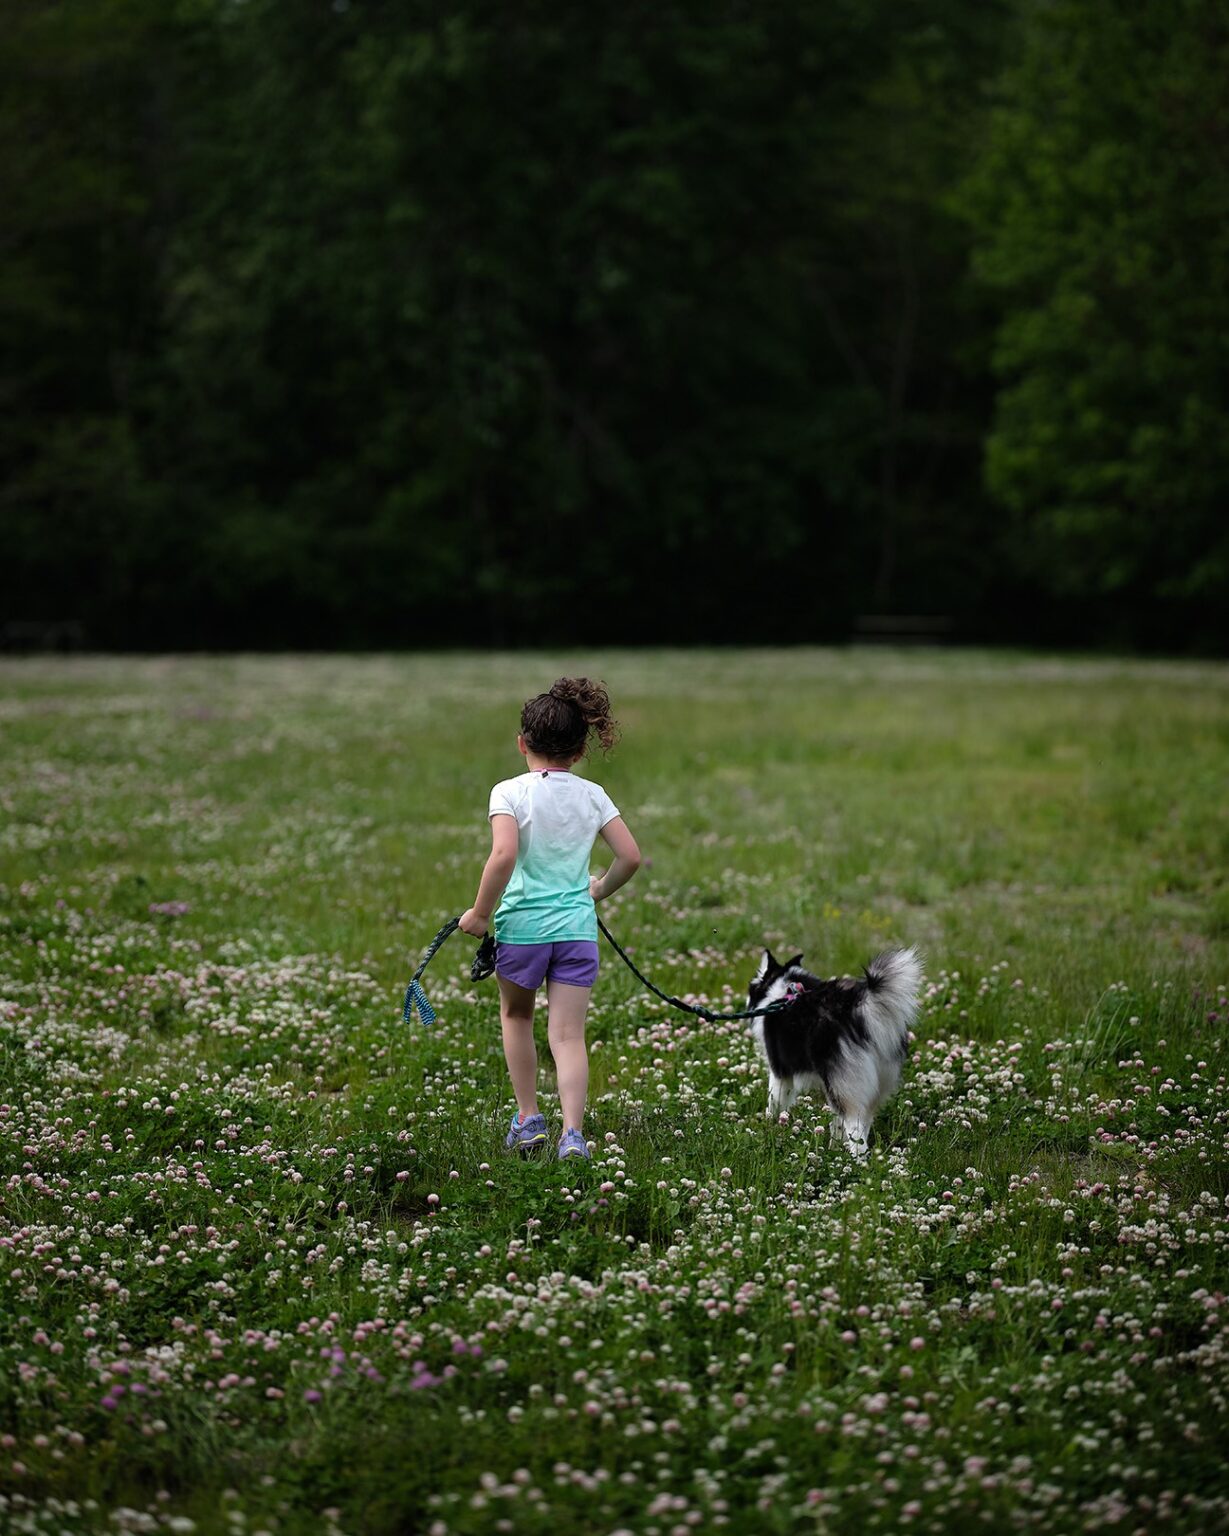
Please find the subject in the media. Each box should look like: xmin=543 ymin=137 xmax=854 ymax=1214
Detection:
xmin=520 ymin=676 xmax=620 ymax=760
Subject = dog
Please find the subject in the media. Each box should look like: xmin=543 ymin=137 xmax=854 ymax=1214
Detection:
xmin=746 ymin=945 xmax=923 ymax=1159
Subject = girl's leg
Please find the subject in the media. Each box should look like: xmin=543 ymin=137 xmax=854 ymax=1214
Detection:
xmin=546 ymin=981 xmax=591 ymax=1131
xmin=498 ymin=975 xmax=539 ymax=1117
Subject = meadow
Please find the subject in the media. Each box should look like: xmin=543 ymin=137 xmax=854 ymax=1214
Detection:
xmin=1 ymin=648 xmax=1227 ymax=1536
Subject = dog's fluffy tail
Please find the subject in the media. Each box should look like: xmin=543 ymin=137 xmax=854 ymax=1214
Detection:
xmin=862 ymin=946 xmax=923 ymax=1043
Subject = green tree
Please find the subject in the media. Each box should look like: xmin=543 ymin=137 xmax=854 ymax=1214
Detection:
xmin=152 ymin=0 xmax=911 ymax=644
xmin=0 ymin=0 xmax=219 ymax=643
xmin=959 ymin=0 xmax=1229 ymax=649
xmin=0 ymin=0 xmax=1053 ymax=649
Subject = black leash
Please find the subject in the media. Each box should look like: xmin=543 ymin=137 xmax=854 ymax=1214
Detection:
xmin=404 ymin=914 xmax=792 ymax=1026
xmin=596 ymin=915 xmax=795 ymax=1023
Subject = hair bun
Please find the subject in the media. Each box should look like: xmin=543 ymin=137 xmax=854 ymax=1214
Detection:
xmin=522 ymin=676 xmax=619 ymax=757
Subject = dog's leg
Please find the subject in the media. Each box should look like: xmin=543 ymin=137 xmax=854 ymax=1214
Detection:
xmin=767 ymin=1074 xmax=799 ymax=1121
xmin=875 ymin=1056 xmax=903 ymax=1115
xmin=828 ymin=1050 xmax=879 ymax=1161
xmin=842 ymin=1115 xmax=871 ymax=1161
xmin=766 ymin=1073 xmax=784 ymax=1121
xmin=822 ymin=1086 xmax=844 ymax=1143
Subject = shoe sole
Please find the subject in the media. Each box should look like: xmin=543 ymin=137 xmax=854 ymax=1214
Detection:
xmin=510 ymin=1133 xmax=548 ymax=1154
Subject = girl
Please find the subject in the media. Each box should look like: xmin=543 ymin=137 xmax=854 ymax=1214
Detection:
xmin=459 ymin=677 xmax=641 ymax=1160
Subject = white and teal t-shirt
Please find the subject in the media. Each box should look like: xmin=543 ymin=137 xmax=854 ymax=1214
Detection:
xmin=489 ymin=770 xmax=620 ymax=944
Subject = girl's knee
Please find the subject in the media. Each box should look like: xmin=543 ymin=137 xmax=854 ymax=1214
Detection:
xmin=547 ymin=1017 xmax=586 ymax=1047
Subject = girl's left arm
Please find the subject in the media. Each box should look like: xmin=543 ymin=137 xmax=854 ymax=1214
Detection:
xmin=589 ymin=817 xmax=642 ymax=903
xmin=459 ymin=814 xmax=518 ymax=936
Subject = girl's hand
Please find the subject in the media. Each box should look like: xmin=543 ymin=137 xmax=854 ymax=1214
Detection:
xmin=458 ymin=908 xmax=488 ymax=937
xmin=589 ymin=876 xmax=604 ymax=904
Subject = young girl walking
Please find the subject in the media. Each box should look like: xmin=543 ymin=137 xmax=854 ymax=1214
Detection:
xmin=459 ymin=677 xmax=641 ymax=1160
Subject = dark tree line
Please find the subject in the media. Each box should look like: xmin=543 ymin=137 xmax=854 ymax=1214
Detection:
xmin=2 ymin=0 xmax=1226 ymax=652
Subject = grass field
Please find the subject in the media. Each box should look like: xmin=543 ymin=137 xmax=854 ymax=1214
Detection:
xmin=1 ymin=648 xmax=1228 ymax=1536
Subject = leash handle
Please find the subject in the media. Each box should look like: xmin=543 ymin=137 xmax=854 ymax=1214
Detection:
xmin=403 ymin=917 xmax=497 ymax=1027
xmin=404 ymin=978 xmax=437 ymax=1027
xmin=471 ymin=932 xmax=497 ymax=981
xmin=403 ymin=915 xmax=461 ymax=1027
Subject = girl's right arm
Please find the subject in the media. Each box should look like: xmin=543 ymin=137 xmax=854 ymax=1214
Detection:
xmin=590 ymin=817 xmax=642 ymax=903
xmin=459 ymin=813 xmax=519 ymax=936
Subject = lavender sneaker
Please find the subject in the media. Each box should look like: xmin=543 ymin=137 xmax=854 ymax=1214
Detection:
xmin=505 ymin=1109 xmax=548 ymax=1152
xmin=557 ymin=1127 xmax=590 ymax=1161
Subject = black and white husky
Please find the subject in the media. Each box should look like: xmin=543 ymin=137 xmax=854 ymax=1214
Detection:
xmin=746 ymin=946 xmax=923 ymax=1159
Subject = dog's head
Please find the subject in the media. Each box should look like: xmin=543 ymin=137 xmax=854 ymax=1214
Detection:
xmin=747 ymin=948 xmax=804 ymax=1012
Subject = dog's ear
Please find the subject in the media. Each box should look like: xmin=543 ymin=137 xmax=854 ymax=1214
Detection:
xmin=784 ymin=953 xmax=804 ymax=971
xmin=753 ymin=950 xmax=772 ymax=981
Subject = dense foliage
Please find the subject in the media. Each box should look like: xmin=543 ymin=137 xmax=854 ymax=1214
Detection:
xmin=2 ymin=0 xmax=1226 ymax=650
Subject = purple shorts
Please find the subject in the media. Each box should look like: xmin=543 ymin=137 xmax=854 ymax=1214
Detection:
xmin=495 ymin=940 xmax=600 ymax=990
